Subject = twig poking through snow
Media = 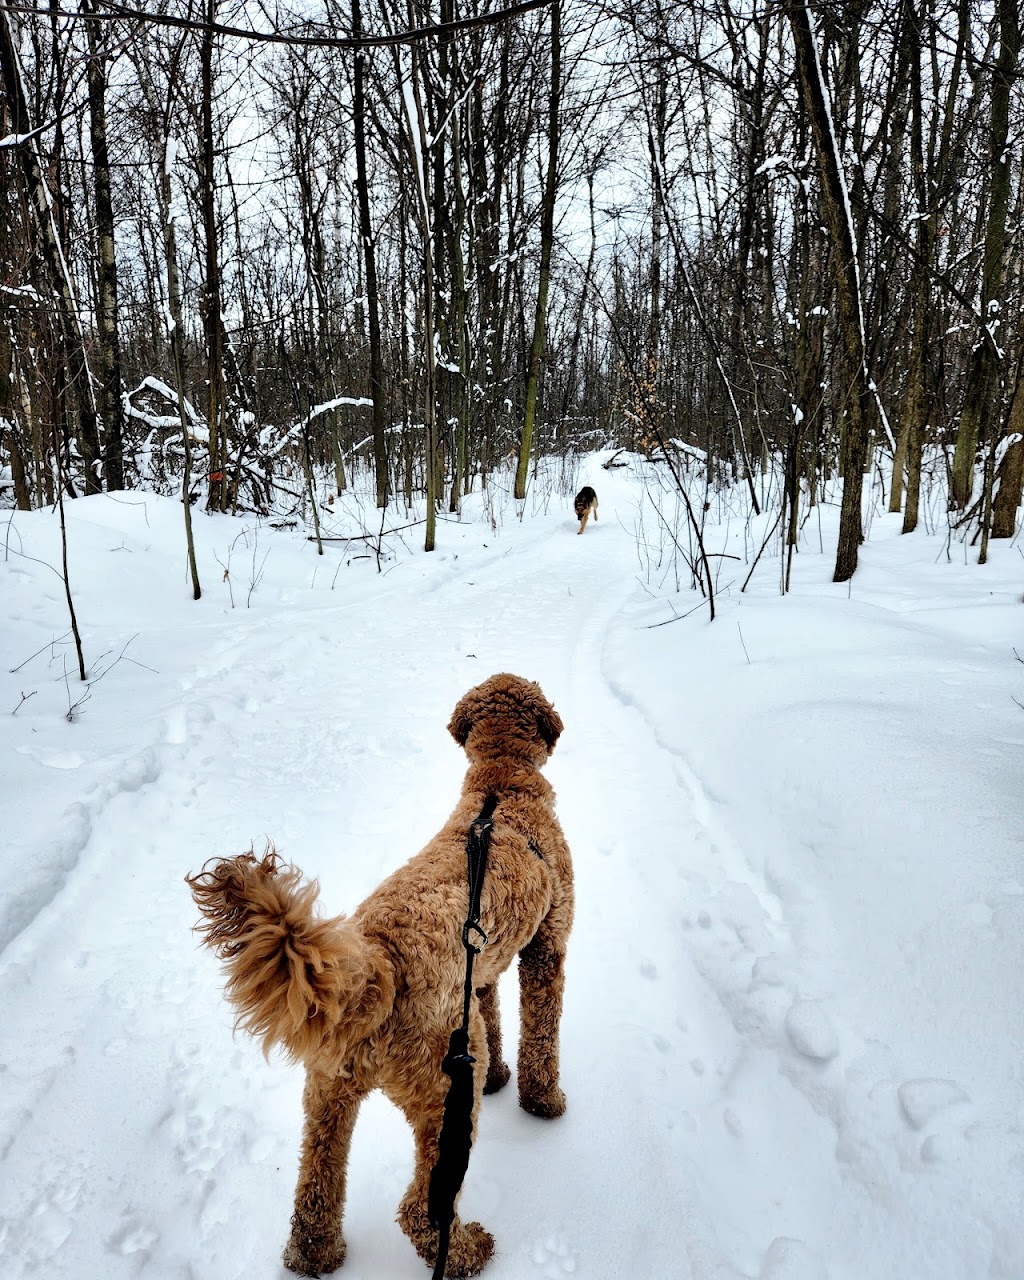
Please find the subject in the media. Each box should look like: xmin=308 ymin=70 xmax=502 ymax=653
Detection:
xmin=11 ymin=690 xmax=36 ymax=715
xmin=737 ymin=623 xmax=751 ymax=665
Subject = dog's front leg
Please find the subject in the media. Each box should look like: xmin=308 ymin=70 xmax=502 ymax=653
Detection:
xmin=477 ymin=983 xmax=511 ymax=1094
xmin=283 ymin=1069 xmax=363 ymax=1276
xmin=517 ymin=924 xmax=568 ymax=1118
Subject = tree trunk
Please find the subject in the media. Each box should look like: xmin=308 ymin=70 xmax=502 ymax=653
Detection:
xmin=789 ymin=1 xmax=872 ymax=582
xmin=901 ymin=0 xmax=931 ymax=535
xmin=353 ymin=0 xmax=389 ymax=509
xmin=0 ymin=9 xmax=102 ymax=494
xmin=515 ymin=0 xmax=560 ymax=501
xmin=0 ymin=315 xmax=31 ymax=509
xmin=0 ymin=127 xmax=30 ymax=511
xmin=991 ymin=366 xmax=1024 ymax=537
xmin=950 ymin=0 xmax=1019 ymax=511
xmin=161 ymin=138 xmax=202 ymax=601
xmin=448 ymin=95 xmax=470 ymax=513
xmin=201 ymin=0 xmax=227 ymax=511
xmin=83 ymin=0 xmax=125 ymax=491
xmin=404 ymin=48 xmax=439 ymax=550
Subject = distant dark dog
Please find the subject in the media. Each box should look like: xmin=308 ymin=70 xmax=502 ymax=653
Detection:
xmin=186 ymin=674 xmax=573 ymax=1278
xmin=573 ymin=486 xmax=598 ymax=534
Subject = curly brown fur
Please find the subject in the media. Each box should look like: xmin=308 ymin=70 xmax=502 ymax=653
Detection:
xmin=187 ymin=673 xmax=573 ymax=1279
xmin=185 ymin=849 xmax=395 ymax=1066
xmin=573 ymin=486 xmax=598 ymax=534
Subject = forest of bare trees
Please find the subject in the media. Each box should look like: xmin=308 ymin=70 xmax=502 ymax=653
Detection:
xmin=1 ymin=0 xmax=1022 ymax=582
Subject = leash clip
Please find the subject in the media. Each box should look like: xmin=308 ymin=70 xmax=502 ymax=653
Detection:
xmin=462 ymin=920 xmax=488 ymax=951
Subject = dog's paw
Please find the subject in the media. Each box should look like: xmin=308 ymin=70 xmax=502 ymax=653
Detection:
xmin=519 ymin=1086 xmax=566 ymax=1119
xmin=439 ymin=1220 xmax=495 ymax=1277
xmin=283 ymin=1234 xmax=346 ymax=1276
xmin=483 ymin=1061 xmax=511 ymax=1095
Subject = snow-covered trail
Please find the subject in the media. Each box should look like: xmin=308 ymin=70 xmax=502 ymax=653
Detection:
xmin=2 ymin=461 xmax=1022 ymax=1280
xmin=0 ymin=466 xmax=725 ymax=1280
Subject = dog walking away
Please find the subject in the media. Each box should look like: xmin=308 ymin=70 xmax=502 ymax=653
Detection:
xmin=573 ymin=486 xmax=598 ymax=534
xmin=186 ymin=674 xmax=573 ymax=1279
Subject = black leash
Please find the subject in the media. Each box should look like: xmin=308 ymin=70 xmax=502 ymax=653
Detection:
xmin=427 ymin=794 xmax=498 ymax=1280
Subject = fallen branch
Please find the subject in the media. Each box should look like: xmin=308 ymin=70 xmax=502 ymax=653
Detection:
xmin=10 ymin=629 xmax=72 ymax=673
xmin=309 ymin=518 xmax=427 ymax=542
xmin=644 ymin=598 xmax=708 ymax=629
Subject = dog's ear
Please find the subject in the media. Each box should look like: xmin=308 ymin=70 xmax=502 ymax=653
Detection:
xmin=448 ymin=691 xmax=477 ymax=746
xmin=536 ymin=700 xmax=563 ymax=752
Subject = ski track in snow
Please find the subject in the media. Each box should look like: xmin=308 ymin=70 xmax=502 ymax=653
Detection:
xmin=1 ymin=466 xmax=1021 ymax=1280
xmin=570 ymin=530 xmax=843 ymax=1279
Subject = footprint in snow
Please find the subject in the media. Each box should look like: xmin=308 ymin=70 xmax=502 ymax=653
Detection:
xmin=919 ymin=1130 xmax=969 ymax=1165
xmin=760 ymin=1236 xmax=829 ymax=1279
xmin=784 ymin=1000 xmax=839 ymax=1062
xmin=530 ymin=1233 xmax=576 ymax=1276
xmin=108 ymin=1219 xmax=160 ymax=1256
xmin=25 ymin=1203 xmax=73 ymax=1257
xmin=897 ymin=1078 xmax=971 ymax=1130
xmin=14 ymin=745 xmax=84 ymax=770
xmin=247 ymin=1134 xmax=277 ymax=1164
xmin=164 ymin=706 xmax=188 ymax=744
xmin=116 ymin=749 xmax=160 ymax=794
xmin=750 ymin=954 xmax=788 ymax=990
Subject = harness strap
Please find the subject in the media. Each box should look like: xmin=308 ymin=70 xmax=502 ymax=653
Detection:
xmin=427 ymin=794 xmax=498 ymax=1280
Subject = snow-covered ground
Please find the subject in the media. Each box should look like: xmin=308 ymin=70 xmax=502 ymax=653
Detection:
xmin=1 ymin=457 xmax=1022 ymax=1280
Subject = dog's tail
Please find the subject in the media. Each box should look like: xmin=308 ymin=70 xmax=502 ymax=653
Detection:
xmin=186 ymin=848 xmax=394 ymax=1065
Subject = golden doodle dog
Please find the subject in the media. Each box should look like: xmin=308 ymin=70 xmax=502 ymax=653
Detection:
xmin=573 ymin=485 xmax=598 ymax=534
xmin=186 ymin=674 xmax=573 ymax=1278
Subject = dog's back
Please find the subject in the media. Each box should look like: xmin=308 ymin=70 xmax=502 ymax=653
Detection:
xmin=574 ymin=486 xmax=598 ymax=533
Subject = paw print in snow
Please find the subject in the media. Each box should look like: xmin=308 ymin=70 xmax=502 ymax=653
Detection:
xmin=531 ymin=1233 xmax=577 ymax=1276
xmin=760 ymin=1236 xmax=829 ymax=1279
xmin=108 ymin=1219 xmax=159 ymax=1257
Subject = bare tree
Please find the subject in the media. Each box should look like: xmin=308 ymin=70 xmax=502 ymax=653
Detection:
xmin=0 ymin=7 xmax=103 ymax=495
xmin=789 ymin=1 xmax=873 ymax=582
xmin=514 ymin=0 xmax=560 ymax=500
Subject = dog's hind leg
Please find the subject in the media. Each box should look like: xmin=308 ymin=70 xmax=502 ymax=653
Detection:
xmin=517 ymin=920 xmax=568 ymax=1119
xmin=478 ymin=983 xmax=510 ymax=1094
xmin=283 ymin=1070 xmax=364 ymax=1276
xmin=393 ymin=1015 xmax=495 ymax=1277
